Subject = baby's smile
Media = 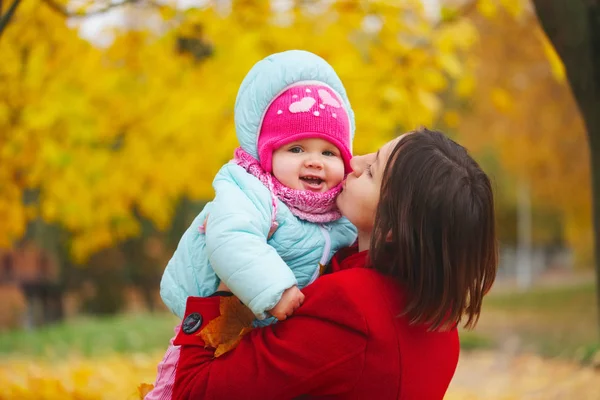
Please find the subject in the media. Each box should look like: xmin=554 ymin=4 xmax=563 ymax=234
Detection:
xmin=300 ymin=174 xmax=326 ymax=192
xmin=272 ymin=138 xmax=346 ymax=194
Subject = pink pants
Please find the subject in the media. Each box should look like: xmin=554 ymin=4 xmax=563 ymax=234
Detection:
xmin=145 ymin=325 xmax=181 ymax=400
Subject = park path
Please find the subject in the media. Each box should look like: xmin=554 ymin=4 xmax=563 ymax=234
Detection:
xmin=445 ymin=350 xmax=600 ymax=399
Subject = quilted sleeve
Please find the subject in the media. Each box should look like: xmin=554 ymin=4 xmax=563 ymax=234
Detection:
xmin=205 ymin=175 xmax=297 ymax=319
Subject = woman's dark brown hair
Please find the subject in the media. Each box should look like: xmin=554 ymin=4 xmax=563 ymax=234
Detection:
xmin=370 ymin=127 xmax=497 ymax=330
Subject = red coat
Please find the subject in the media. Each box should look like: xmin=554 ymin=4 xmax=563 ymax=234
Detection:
xmin=172 ymin=247 xmax=459 ymax=399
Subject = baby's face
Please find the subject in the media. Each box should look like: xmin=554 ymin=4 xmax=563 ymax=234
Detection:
xmin=272 ymin=138 xmax=345 ymax=193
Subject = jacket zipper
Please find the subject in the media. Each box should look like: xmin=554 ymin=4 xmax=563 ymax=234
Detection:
xmin=308 ymin=225 xmax=331 ymax=285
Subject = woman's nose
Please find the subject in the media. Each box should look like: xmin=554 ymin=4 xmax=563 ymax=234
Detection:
xmin=349 ymin=156 xmax=363 ymax=176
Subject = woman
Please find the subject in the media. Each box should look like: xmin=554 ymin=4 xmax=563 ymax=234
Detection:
xmin=170 ymin=128 xmax=497 ymax=399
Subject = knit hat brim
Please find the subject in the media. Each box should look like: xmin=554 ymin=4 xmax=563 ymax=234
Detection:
xmin=259 ymin=131 xmax=352 ymax=174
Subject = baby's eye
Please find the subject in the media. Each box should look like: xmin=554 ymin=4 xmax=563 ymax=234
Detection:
xmin=365 ymin=165 xmax=372 ymax=177
xmin=322 ymin=150 xmax=336 ymax=157
xmin=289 ymin=146 xmax=303 ymax=153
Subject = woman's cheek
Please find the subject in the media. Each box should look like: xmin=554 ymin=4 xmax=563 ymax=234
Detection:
xmin=336 ymin=190 xmax=350 ymax=216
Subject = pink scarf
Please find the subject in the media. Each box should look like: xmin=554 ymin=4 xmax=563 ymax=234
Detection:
xmin=233 ymin=147 xmax=343 ymax=225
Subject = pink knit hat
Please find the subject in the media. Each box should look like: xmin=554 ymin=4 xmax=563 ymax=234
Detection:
xmin=257 ymin=83 xmax=352 ymax=173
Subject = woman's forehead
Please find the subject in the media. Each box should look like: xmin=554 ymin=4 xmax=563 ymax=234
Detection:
xmin=380 ymin=135 xmax=404 ymax=158
xmin=355 ymin=134 xmax=405 ymax=160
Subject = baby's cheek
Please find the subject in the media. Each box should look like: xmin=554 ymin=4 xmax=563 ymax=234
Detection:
xmin=273 ymin=160 xmax=301 ymax=187
xmin=327 ymin=160 xmax=346 ymax=185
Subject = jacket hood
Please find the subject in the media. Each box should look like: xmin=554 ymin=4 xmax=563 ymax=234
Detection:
xmin=234 ymin=50 xmax=356 ymax=161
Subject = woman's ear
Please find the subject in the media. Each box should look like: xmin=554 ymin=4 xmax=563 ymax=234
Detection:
xmin=386 ymin=231 xmax=393 ymax=242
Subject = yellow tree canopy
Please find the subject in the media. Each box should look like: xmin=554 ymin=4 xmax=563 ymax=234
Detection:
xmin=457 ymin=4 xmax=592 ymax=264
xmin=0 ymin=0 xmax=478 ymax=261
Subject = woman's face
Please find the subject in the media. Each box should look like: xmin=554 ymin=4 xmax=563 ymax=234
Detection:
xmin=337 ymin=136 xmax=403 ymax=233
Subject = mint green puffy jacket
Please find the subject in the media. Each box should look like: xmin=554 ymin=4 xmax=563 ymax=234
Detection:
xmin=160 ymin=50 xmax=357 ymax=319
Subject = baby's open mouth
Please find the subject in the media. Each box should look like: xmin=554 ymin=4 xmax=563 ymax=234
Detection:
xmin=301 ymin=176 xmax=323 ymax=184
xmin=300 ymin=176 xmax=325 ymax=190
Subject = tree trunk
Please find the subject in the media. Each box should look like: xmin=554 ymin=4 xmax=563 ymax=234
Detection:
xmin=532 ymin=0 xmax=600 ymax=334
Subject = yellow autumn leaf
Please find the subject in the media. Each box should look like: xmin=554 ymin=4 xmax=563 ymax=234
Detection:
xmin=500 ymin=0 xmax=525 ymax=18
xmin=438 ymin=52 xmax=463 ymax=78
xmin=477 ymin=0 xmax=498 ymax=18
xmin=490 ymin=87 xmax=513 ymax=113
xmin=138 ymin=383 xmax=154 ymax=399
xmin=443 ymin=111 xmax=460 ymax=128
xmin=456 ymin=74 xmax=476 ymax=98
xmin=417 ymin=89 xmax=442 ymax=114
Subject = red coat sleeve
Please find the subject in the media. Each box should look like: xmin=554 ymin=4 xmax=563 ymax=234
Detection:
xmin=172 ymin=278 xmax=368 ymax=400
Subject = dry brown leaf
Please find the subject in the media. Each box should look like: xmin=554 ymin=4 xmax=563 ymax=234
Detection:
xmin=137 ymin=383 xmax=154 ymax=399
xmin=199 ymin=296 xmax=255 ymax=357
xmin=319 ymin=263 xmax=327 ymax=275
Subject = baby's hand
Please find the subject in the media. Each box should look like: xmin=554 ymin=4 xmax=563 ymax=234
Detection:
xmin=268 ymin=286 xmax=305 ymax=321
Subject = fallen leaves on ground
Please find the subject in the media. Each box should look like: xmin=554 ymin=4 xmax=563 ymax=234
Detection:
xmin=1 ymin=350 xmax=598 ymax=399
xmin=0 ymin=353 xmax=161 ymax=400
xmin=199 ymin=295 xmax=255 ymax=357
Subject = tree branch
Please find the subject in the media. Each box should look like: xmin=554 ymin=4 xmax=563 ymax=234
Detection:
xmin=0 ymin=0 xmax=22 ymax=38
xmin=40 ymin=0 xmax=153 ymax=18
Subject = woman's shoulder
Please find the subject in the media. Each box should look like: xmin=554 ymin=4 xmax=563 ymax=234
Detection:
xmin=301 ymin=267 xmax=459 ymax=398
xmin=332 ymin=268 xmax=406 ymax=304
xmin=293 ymin=269 xmax=383 ymax=338
xmin=305 ymin=267 xmax=407 ymax=321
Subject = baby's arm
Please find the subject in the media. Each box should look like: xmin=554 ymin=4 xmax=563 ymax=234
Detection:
xmin=205 ymin=177 xmax=297 ymax=320
xmin=268 ymin=286 xmax=305 ymax=320
xmin=218 ymin=280 xmax=305 ymax=321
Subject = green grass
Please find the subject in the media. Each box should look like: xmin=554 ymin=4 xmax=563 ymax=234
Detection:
xmin=1 ymin=283 xmax=598 ymax=363
xmin=473 ymin=282 xmax=600 ymax=362
xmin=484 ymin=283 xmax=596 ymax=312
xmin=459 ymin=331 xmax=494 ymax=350
xmin=0 ymin=312 xmax=179 ymax=359
xmin=0 ymin=309 xmax=496 ymax=360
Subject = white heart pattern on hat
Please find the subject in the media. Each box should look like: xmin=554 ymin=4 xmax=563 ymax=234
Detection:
xmin=318 ymin=89 xmax=341 ymax=108
xmin=289 ymin=97 xmax=316 ymax=113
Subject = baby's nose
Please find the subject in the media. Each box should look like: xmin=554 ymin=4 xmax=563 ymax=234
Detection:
xmin=305 ymin=158 xmax=324 ymax=169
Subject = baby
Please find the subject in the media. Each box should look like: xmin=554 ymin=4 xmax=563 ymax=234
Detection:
xmin=146 ymin=50 xmax=357 ymax=399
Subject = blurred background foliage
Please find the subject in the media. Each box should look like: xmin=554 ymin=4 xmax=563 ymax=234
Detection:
xmin=0 ymin=0 xmax=598 ymax=398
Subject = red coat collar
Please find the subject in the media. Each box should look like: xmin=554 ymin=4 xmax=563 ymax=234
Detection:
xmin=328 ymin=244 xmax=369 ymax=273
